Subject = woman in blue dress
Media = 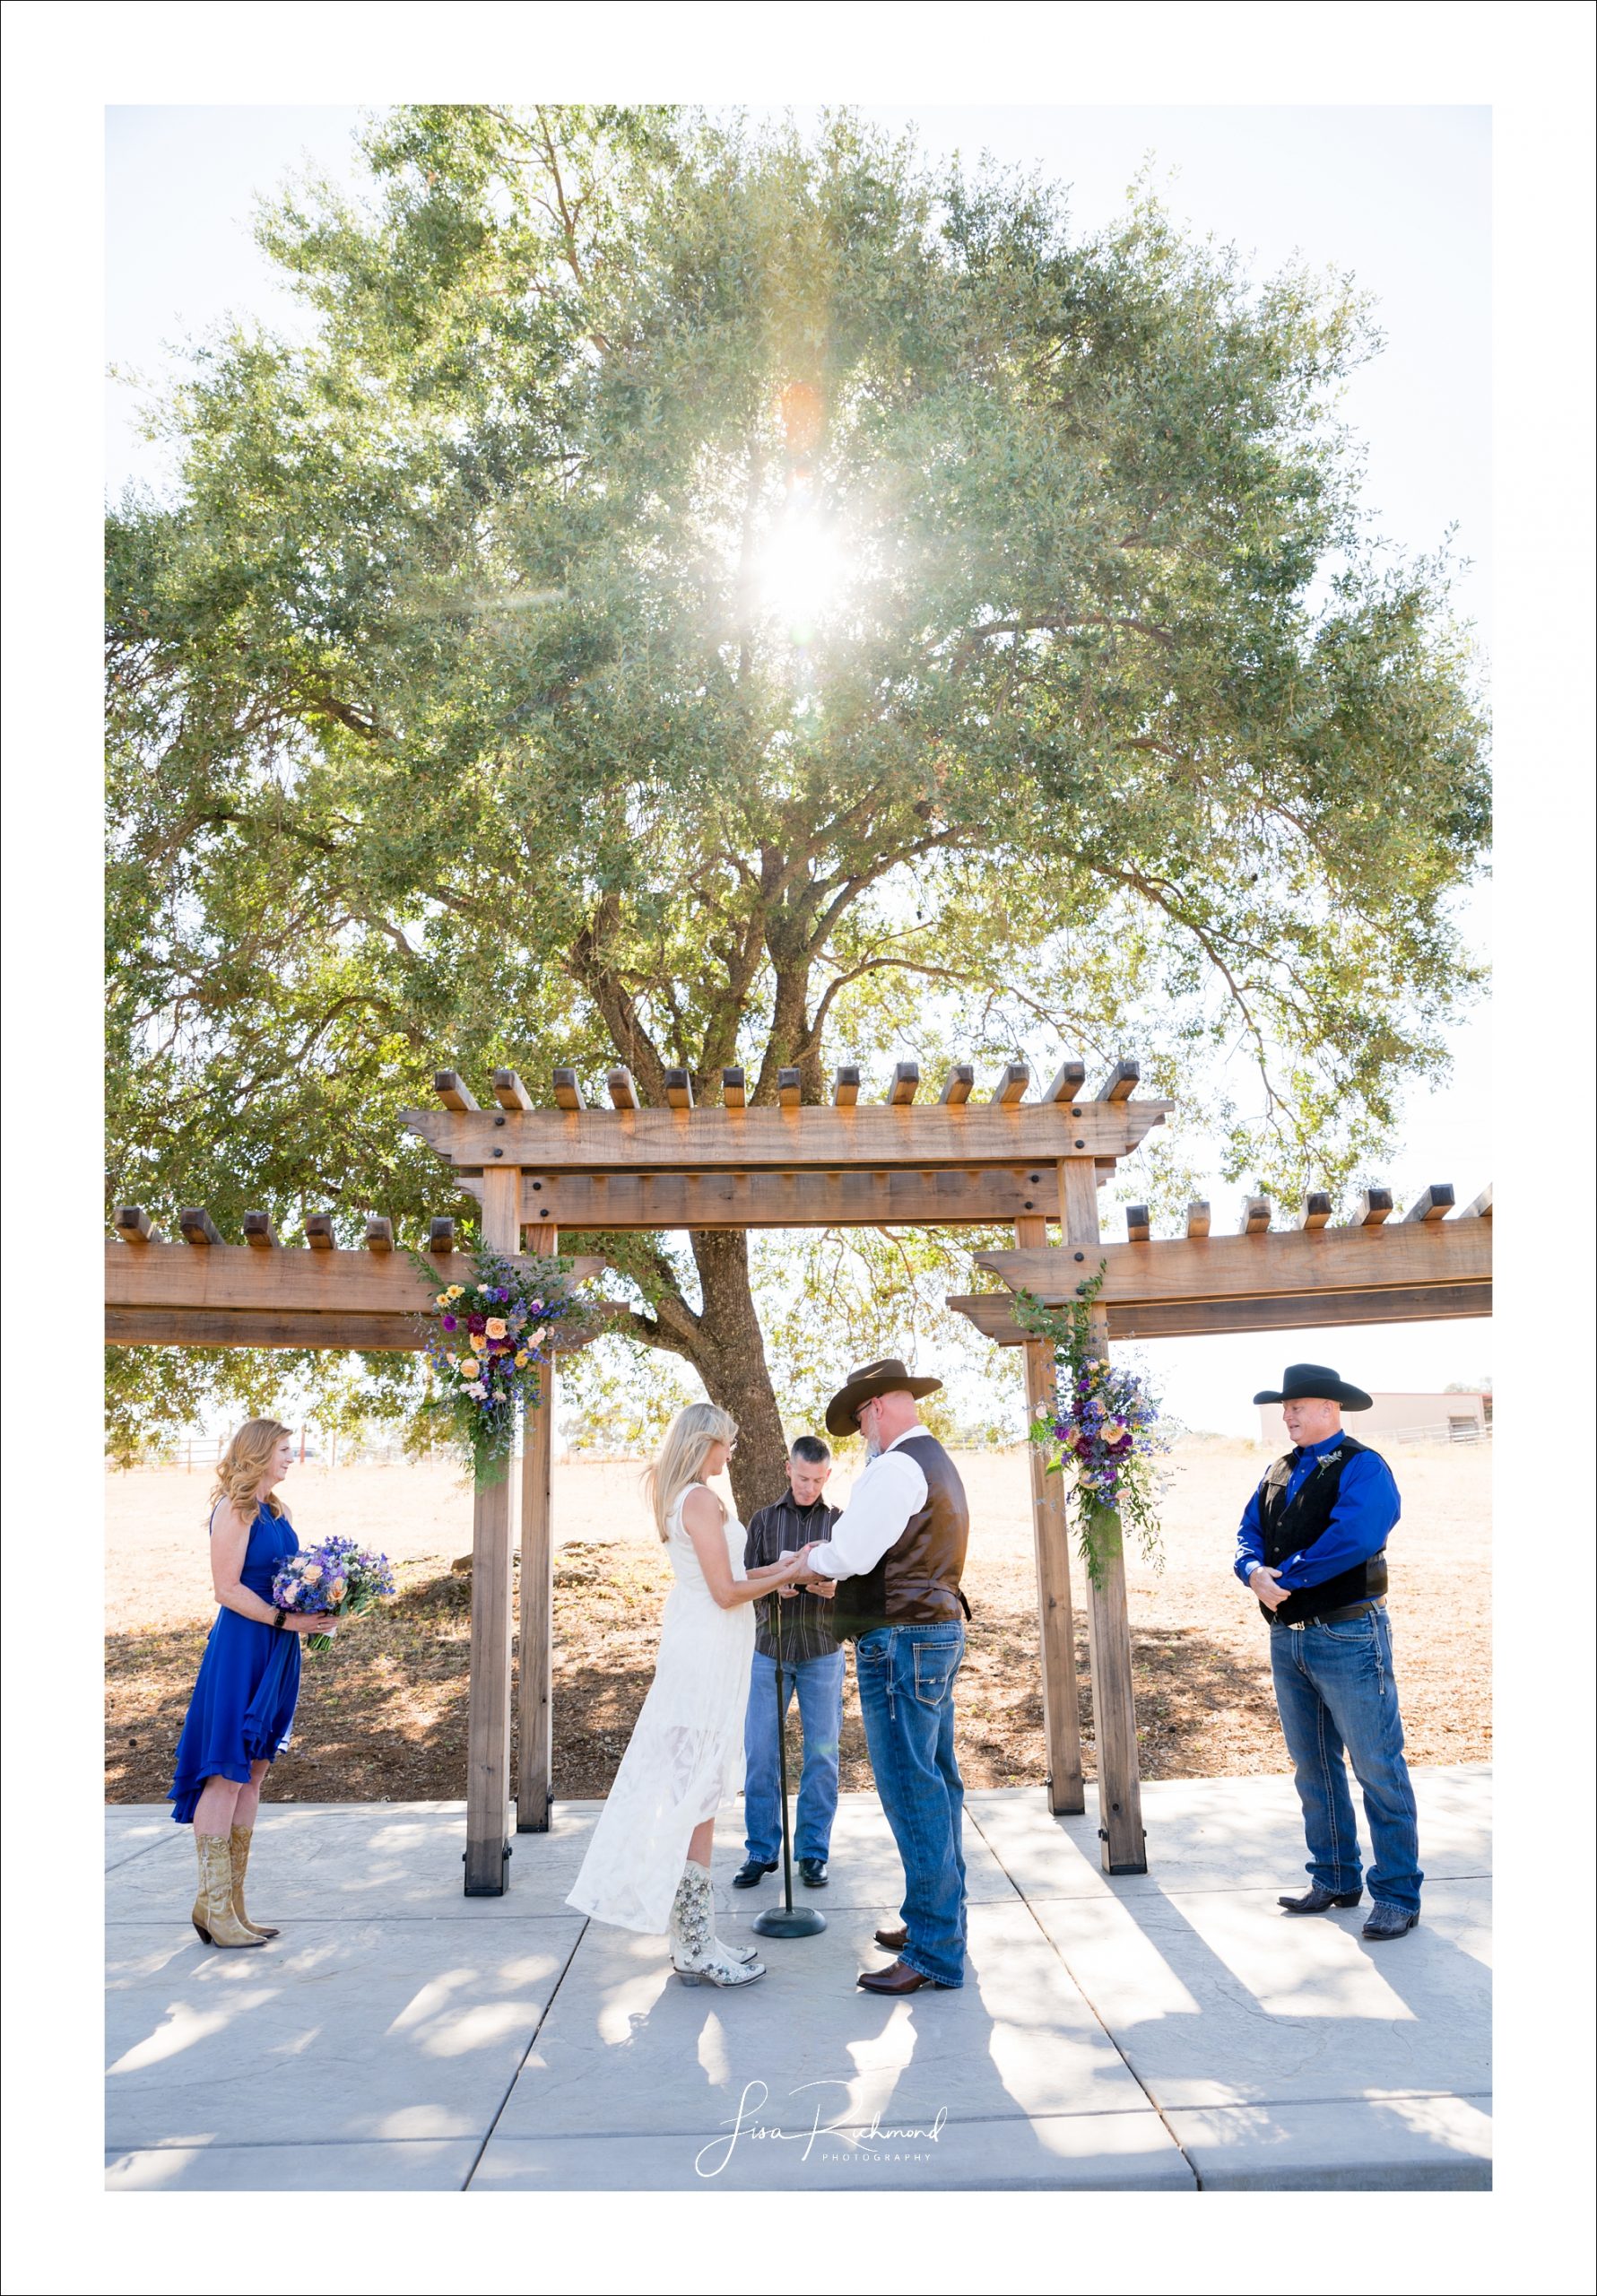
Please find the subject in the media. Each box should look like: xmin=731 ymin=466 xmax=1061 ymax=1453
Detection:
xmin=169 ymin=1418 xmax=329 ymax=1947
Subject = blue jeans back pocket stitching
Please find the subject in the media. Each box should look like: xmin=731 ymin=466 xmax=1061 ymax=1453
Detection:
xmin=912 ymin=1645 xmax=959 ymax=1705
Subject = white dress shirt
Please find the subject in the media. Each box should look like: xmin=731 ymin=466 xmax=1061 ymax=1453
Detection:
xmin=803 ymin=1429 xmax=929 ymax=1580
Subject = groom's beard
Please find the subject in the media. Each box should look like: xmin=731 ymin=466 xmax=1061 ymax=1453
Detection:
xmin=862 ymin=1439 xmax=881 ymax=1462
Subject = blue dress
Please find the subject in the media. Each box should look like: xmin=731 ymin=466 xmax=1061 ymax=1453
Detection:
xmin=169 ymin=1500 xmax=303 ymax=1824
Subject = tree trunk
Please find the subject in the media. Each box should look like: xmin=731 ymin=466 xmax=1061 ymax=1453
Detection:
xmin=680 ymin=1230 xmax=792 ymax=1521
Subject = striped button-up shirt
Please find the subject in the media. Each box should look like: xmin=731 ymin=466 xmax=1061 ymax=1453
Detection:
xmin=743 ymin=1493 xmax=843 ymax=1663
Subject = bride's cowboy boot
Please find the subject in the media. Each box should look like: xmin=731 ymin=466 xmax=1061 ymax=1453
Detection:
xmin=669 ymin=1863 xmax=764 ymax=1987
xmin=191 ymin=1833 xmax=270 ymax=1948
xmin=229 ymin=1824 xmax=279 ymax=1940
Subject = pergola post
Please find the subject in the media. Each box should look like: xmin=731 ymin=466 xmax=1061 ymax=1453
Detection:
xmin=1015 ymin=1213 xmax=1085 ymax=1814
xmin=463 ymin=1164 xmax=521 ymax=1895
xmin=1058 ymin=1156 xmax=1147 ymax=1874
xmin=516 ymin=1225 xmax=558 ymax=1833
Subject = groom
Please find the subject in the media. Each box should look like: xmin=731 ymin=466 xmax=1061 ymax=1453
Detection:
xmin=795 ymin=1359 xmax=971 ymax=1994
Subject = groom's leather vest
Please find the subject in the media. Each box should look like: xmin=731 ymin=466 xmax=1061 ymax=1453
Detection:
xmin=831 ymin=1431 xmax=970 ymax=1639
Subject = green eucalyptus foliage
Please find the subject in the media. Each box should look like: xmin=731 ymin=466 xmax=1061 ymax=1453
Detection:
xmin=107 ymin=106 xmax=1488 ymax=1470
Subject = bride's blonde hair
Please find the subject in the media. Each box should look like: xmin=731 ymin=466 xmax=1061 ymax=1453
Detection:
xmin=211 ymin=1417 xmax=293 ymax=1518
xmin=644 ymin=1401 xmax=738 ymax=1541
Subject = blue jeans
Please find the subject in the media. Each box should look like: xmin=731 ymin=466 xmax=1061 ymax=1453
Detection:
xmin=742 ymin=1647 xmax=845 ymax=1866
xmin=855 ymin=1622 xmax=967 ymax=1987
xmin=1270 ymin=1606 xmax=1424 ymax=1914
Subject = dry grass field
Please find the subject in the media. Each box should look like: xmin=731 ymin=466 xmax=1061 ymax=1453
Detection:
xmin=105 ymin=1437 xmax=1490 ymax=1807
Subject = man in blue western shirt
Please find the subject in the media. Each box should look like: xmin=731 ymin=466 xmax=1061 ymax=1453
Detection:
xmin=1237 ymin=1363 xmax=1423 ymax=1941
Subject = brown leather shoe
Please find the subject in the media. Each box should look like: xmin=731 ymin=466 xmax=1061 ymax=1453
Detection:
xmin=874 ymin=1923 xmax=907 ymax=1952
xmin=856 ymin=1957 xmax=952 ymax=1994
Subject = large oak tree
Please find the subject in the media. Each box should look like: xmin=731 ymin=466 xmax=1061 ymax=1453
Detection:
xmin=107 ymin=106 xmax=1488 ymax=1509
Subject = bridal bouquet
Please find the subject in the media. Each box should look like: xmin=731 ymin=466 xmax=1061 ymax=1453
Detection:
xmin=1014 ymin=1267 xmax=1171 ymax=1587
xmin=408 ymin=1247 xmax=595 ymax=1485
xmin=273 ymin=1537 xmax=396 ymax=1656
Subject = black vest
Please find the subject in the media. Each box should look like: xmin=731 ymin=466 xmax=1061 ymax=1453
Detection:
xmin=1256 ymin=1435 xmax=1389 ymax=1625
xmin=830 ymin=1431 xmax=971 ymax=1639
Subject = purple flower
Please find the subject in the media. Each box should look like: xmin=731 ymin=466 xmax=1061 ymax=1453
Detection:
xmin=440 ymin=1314 xmax=458 ymax=1331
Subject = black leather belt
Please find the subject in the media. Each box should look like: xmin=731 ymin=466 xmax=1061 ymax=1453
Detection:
xmin=1272 ymin=1597 xmax=1386 ymax=1631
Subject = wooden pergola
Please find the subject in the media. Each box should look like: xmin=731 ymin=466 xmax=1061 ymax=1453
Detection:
xmin=108 ymin=1055 xmax=1490 ymax=1892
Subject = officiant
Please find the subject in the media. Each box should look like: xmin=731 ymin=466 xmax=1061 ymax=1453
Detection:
xmin=733 ymin=1435 xmax=846 ymax=1892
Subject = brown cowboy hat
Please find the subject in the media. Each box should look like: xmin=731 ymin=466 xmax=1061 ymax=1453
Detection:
xmin=824 ymin=1357 xmax=942 ymax=1438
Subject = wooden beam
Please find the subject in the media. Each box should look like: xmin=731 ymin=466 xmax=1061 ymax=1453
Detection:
xmin=886 ymin=1061 xmax=920 ymax=1106
xmin=1239 ymin=1196 xmax=1272 ymax=1235
xmin=1460 ymin=1183 xmax=1493 ymax=1220
xmin=1185 ymin=1201 xmax=1211 ymax=1238
xmin=938 ymin=1065 xmax=975 ymax=1106
xmin=1040 ymin=1058 xmax=1088 ymax=1105
xmin=516 ymin=1225 xmax=559 ymax=1835
xmin=488 ymin=1166 xmax=1080 ymax=1231
xmin=404 ymin=1099 xmax=1171 ymax=1172
xmin=1298 ymin=1192 xmax=1332 ymax=1231
xmin=362 ymin=1216 xmax=394 ymax=1252
xmin=1016 ymin=1212 xmax=1085 ymax=1817
xmin=464 ymin=1164 xmax=520 ymax=1897
xmin=435 ymin=1071 xmax=479 ymax=1112
xmin=107 ymin=1308 xmax=425 ymax=1350
xmin=989 ymin=1062 xmax=1029 ymax=1105
xmin=429 ymin=1217 xmax=457 ymax=1255
xmin=606 ymin=1067 xmax=638 ymax=1110
xmin=721 ymin=1066 xmax=747 ymax=1109
xmin=1402 ymin=1183 xmax=1455 ymax=1222
xmin=305 ymin=1214 xmax=336 ymax=1250
xmin=664 ymin=1067 xmax=694 ymax=1110
xmin=1124 ymin=1205 xmax=1150 ymax=1243
xmin=493 ymin=1070 xmax=534 ymax=1112
xmin=178 ymin=1209 xmax=224 ymax=1248
xmin=832 ymin=1065 xmax=861 ymax=1107
xmin=108 ymin=1239 xmax=602 ymax=1318
xmin=948 ymin=1280 xmax=1496 ymax=1346
xmin=115 ymin=1206 xmax=156 ymax=1243
xmin=242 ymin=1212 xmax=279 ymax=1250
xmin=1351 ymin=1187 xmax=1393 ymax=1227
xmin=1056 ymin=1155 xmax=1145 ymax=1874
xmin=777 ymin=1067 xmax=802 ymax=1108
xmin=977 ymin=1220 xmax=1492 ymax=1308
xmin=1095 ymin=1058 xmax=1140 ymax=1102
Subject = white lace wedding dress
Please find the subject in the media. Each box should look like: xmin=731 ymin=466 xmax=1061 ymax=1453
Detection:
xmin=566 ymin=1483 xmax=754 ymax=1935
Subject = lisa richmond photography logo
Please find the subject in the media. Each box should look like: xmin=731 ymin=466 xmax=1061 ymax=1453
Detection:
xmin=694 ymin=2081 xmax=950 ymax=2178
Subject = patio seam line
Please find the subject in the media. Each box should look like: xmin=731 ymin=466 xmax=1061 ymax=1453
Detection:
xmin=964 ymin=1802 xmax=1200 ymax=2189
xmin=461 ymin=1915 xmax=590 ymax=2192
xmin=106 ymin=1835 xmax=187 ymax=1874
xmin=106 ymin=2135 xmax=490 ymax=2154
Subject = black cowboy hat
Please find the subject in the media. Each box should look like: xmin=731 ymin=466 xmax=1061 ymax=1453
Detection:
xmin=824 ymin=1357 xmax=942 ymax=1438
xmin=1253 ymin=1362 xmax=1374 ymax=1412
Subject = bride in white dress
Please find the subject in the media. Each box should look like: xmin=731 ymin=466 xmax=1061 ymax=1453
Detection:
xmin=567 ymin=1402 xmax=805 ymax=1987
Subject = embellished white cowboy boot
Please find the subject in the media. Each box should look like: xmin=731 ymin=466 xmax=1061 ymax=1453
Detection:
xmin=669 ymin=1862 xmax=765 ymax=1987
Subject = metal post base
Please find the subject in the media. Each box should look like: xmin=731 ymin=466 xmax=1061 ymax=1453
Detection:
xmin=751 ymin=1903 xmax=826 ymax=1938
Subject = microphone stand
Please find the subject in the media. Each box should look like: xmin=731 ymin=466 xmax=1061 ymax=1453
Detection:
xmin=751 ymin=1570 xmax=825 ymax=1941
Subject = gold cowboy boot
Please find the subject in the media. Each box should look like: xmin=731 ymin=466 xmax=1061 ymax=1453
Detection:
xmin=190 ymin=1832 xmax=269 ymax=1948
xmin=229 ymin=1824 xmax=279 ymax=1940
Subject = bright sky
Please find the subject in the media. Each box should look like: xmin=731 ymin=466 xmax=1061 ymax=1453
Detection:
xmin=104 ymin=104 xmax=1493 ymax=1434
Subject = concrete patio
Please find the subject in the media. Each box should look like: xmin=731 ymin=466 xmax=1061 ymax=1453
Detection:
xmin=106 ymin=1766 xmax=1491 ymax=2192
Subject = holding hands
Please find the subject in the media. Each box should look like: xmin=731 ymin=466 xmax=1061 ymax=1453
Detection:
xmin=779 ymin=1543 xmax=837 ymax=1598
